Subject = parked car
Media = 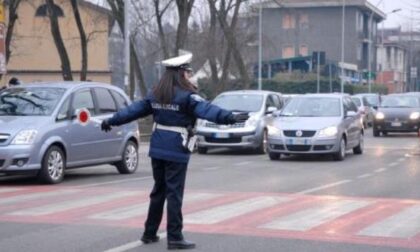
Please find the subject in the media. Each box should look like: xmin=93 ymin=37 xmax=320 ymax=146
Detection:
xmin=267 ymin=93 xmax=364 ymax=161
xmin=196 ymin=90 xmax=284 ymax=154
xmin=357 ymin=93 xmax=382 ymax=110
xmin=373 ymin=94 xmax=420 ymax=137
xmin=351 ymin=95 xmax=374 ymax=128
xmin=0 ymin=82 xmax=140 ymax=184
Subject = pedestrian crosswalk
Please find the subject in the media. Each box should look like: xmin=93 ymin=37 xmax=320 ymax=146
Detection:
xmin=0 ymin=186 xmax=418 ymax=249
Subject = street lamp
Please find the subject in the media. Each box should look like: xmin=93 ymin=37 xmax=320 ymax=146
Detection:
xmin=258 ymin=0 xmax=262 ymax=90
xmin=124 ymin=0 xmax=130 ymax=89
xmin=340 ymin=0 xmax=345 ymax=93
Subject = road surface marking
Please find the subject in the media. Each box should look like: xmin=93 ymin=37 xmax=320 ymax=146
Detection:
xmin=234 ymin=161 xmax=253 ymax=166
xmin=0 ymin=188 xmax=23 ymax=193
xmin=357 ymin=173 xmax=373 ymax=179
xmin=89 ymin=193 xmax=220 ymax=220
xmin=104 ymin=232 xmax=167 ymax=252
xmin=358 ymin=204 xmax=420 ymax=238
xmin=8 ymin=191 xmax=137 ymax=216
xmin=260 ymin=199 xmax=371 ymax=231
xmin=388 ymin=162 xmax=399 ymax=167
xmin=374 ymin=168 xmax=387 ymax=173
xmin=297 ymin=180 xmax=352 ymax=195
xmin=185 ymin=196 xmax=290 ymax=225
xmin=203 ymin=166 xmax=220 ymax=171
xmin=0 ymin=189 xmax=80 ymax=205
xmin=76 ymin=176 xmax=153 ymax=188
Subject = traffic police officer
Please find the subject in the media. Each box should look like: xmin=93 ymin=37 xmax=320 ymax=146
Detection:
xmin=101 ymin=53 xmax=249 ymax=250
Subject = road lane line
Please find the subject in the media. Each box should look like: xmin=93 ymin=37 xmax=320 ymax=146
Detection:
xmin=357 ymin=173 xmax=373 ymax=179
xmin=388 ymin=162 xmax=399 ymax=167
xmin=8 ymin=191 xmax=138 ymax=216
xmin=0 ymin=188 xmax=24 ymax=193
xmin=234 ymin=161 xmax=253 ymax=166
xmin=104 ymin=232 xmax=167 ymax=252
xmin=89 ymin=193 xmax=221 ymax=220
xmin=76 ymin=176 xmax=153 ymax=189
xmin=184 ymin=196 xmax=290 ymax=225
xmin=203 ymin=166 xmax=220 ymax=171
xmin=0 ymin=189 xmax=80 ymax=205
xmin=358 ymin=204 xmax=420 ymax=238
xmin=260 ymin=199 xmax=372 ymax=231
xmin=297 ymin=180 xmax=352 ymax=195
xmin=374 ymin=168 xmax=387 ymax=173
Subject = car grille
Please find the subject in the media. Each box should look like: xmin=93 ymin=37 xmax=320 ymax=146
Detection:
xmin=283 ymin=130 xmax=316 ymax=137
xmin=205 ymin=122 xmax=245 ymax=129
xmin=205 ymin=137 xmax=242 ymax=144
xmin=270 ymin=144 xmax=285 ymax=150
xmin=286 ymin=145 xmax=311 ymax=152
xmin=0 ymin=134 xmax=10 ymax=144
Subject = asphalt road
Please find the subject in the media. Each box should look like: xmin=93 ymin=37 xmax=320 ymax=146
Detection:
xmin=0 ymin=129 xmax=419 ymax=252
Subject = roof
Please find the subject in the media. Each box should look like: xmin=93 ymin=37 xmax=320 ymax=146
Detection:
xmin=220 ymin=90 xmax=281 ymax=96
xmin=19 ymin=81 xmax=123 ymax=93
xmin=79 ymin=0 xmax=111 ymax=16
xmin=258 ymin=0 xmax=386 ymax=20
xmin=301 ymin=93 xmax=350 ymax=98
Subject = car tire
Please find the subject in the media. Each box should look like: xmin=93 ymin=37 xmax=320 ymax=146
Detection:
xmin=197 ymin=147 xmax=208 ymax=154
xmin=38 ymin=145 xmax=66 ymax=184
xmin=353 ymin=132 xmax=364 ymax=155
xmin=115 ymin=140 xmax=138 ymax=174
xmin=256 ymin=129 xmax=268 ymax=154
xmin=333 ymin=137 xmax=346 ymax=161
xmin=373 ymin=129 xmax=380 ymax=137
xmin=269 ymin=152 xmax=281 ymax=160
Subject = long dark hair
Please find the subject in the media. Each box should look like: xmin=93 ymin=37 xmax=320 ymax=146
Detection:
xmin=153 ymin=68 xmax=197 ymax=104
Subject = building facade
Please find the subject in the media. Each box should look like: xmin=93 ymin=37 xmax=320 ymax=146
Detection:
xmin=3 ymin=0 xmax=111 ymax=85
xmin=258 ymin=0 xmax=385 ymax=84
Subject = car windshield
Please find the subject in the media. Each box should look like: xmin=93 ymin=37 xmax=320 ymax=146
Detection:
xmin=280 ymin=97 xmax=341 ymax=117
xmin=381 ymin=96 xmax=420 ymax=108
xmin=351 ymin=97 xmax=361 ymax=107
xmin=212 ymin=94 xmax=264 ymax=112
xmin=0 ymin=87 xmax=65 ymax=116
xmin=364 ymin=96 xmax=379 ymax=106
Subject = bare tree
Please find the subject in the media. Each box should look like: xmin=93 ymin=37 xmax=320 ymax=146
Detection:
xmin=70 ymin=0 xmax=88 ymax=81
xmin=5 ymin=0 xmax=22 ymax=63
xmin=174 ymin=0 xmax=195 ymax=55
xmin=153 ymin=0 xmax=174 ymax=59
xmin=46 ymin=0 xmax=73 ymax=80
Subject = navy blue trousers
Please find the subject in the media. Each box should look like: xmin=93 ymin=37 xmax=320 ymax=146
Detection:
xmin=144 ymin=158 xmax=187 ymax=241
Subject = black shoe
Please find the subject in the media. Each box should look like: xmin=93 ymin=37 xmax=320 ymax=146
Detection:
xmin=167 ymin=240 xmax=196 ymax=250
xmin=140 ymin=234 xmax=160 ymax=244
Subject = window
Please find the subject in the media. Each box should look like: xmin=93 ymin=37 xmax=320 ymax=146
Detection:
xmin=111 ymin=90 xmax=129 ymax=109
xmin=282 ymin=45 xmax=295 ymax=58
xmin=35 ymin=4 xmax=64 ymax=17
xmin=95 ymin=88 xmax=117 ymax=114
xmin=299 ymin=14 xmax=309 ymax=29
xmin=57 ymin=98 xmax=70 ymax=121
xmin=282 ymin=14 xmax=295 ymax=29
xmin=72 ymin=89 xmax=95 ymax=115
xmin=266 ymin=95 xmax=276 ymax=109
xmin=299 ymin=45 xmax=308 ymax=56
xmin=357 ymin=44 xmax=362 ymax=61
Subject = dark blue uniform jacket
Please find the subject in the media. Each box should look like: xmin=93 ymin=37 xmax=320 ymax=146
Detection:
xmin=108 ymin=87 xmax=233 ymax=163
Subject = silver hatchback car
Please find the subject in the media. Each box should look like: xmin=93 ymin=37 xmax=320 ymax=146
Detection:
xmin=267 ymin=94 xmax=364 ymax=161
xmin=0 ymin=82 xmax=139 ymax=184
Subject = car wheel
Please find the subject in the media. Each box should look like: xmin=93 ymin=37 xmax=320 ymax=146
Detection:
xmin=269 ymin=152 xmax=281 ymax=161
xmin=353 ymin=132 xmax=364 ymax=155
xmin=197 ymin=147 xmax=208 ymax=154
xmin=256 ymin=129 xmax=268 ymax=154
xmin=373 ymin=128 xmax=380 ymax=137
xmin=38 ymin=145 xmax=65 ymax=184
xmin=115 ymin=140 xmax=138 ymax=174
xmin=333 ymin=137 xmax=346 ymax=161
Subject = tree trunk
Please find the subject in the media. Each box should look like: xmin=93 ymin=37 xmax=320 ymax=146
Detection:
xmin=154 ymin=0 xmax=172 ymax=59
xmin=130 ymin=38 xmax=147 ymax=98
xmin=174 ymin=0 xmax=194 ymax=55
xmin=46 ymin=0 xmax=73 ymax=81
xmin=5 ymin=0 xmax=22 ymax=63
xmin=207 ymin=0 xmax=219 ymax=86
xmin=70 ymin=0 xmax=88 ymax=81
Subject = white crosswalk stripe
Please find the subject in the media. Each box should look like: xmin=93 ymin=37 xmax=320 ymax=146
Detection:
xmin=260 ymin=199 xmax=371 ymax=231
xmin=0 ymin=188 xmax=24 ymax=193
xmin=358 ymin=204 xmax=420 ymax=238
xmin=8 ymin=191 xmax=138 ymax=216
xmin=185 ymin=196 xmax=290 ymax=225
xmin=0 ymin=189 xmax=80 ymax=205
xmin=89 ymin=193 xmax=221 ymax=221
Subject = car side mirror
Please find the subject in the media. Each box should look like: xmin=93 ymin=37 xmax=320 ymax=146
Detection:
xmin=273 ymin=109 xmax=282 ymax=117
xmin=346 ymin=111 xmax=357 ymax=118
xmin=266 ymin=106 xmax=277 ymax=114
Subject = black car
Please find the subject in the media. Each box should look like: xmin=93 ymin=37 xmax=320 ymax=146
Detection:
xmin=373 ymin=94 xmax=420 ymax=137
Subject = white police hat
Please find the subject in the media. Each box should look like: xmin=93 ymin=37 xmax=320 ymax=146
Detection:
xmin=162 ymin=53 xmax=193 ymax=71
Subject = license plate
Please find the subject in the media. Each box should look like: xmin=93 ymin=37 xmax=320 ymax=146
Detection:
xmin=391 ymin=122 xmax=402 ymax=127
xmin=287 ymin=138 xmax=311 ymax=145
xmin=214 ymin=132 xmax=229 ymax=138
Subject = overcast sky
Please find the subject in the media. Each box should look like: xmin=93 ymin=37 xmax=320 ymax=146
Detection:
xmin=369 ymin=0 xmax=418 ymax=29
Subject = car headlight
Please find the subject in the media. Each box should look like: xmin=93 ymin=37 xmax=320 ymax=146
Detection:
xmin=318 ymin=126 xmax=338 ymax=137
xmin=410 ymin=112 xmax=420 ymax=120
xmin=375 ymin=112 xmax=385 ymax=120
xmin=11 ymin=130 xmax=38 ymax=145
xmin=245 ymin=118 xmax=259 ymax=127
xmin=267 ymin=125 xmax=282 ymax=137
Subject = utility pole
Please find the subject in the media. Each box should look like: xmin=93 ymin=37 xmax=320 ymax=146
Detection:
xmin=368 ymin=11 xmax=374 ymax=93
xmin=258 ymin=0 xmax=263 ymax=90
xmin=124 ymin=0 xmax=130 ymax=90
xmin=340 ymin=0 xmax=345 ymax=93
xmin=317 ymin=52 xmax=320 ymax=93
